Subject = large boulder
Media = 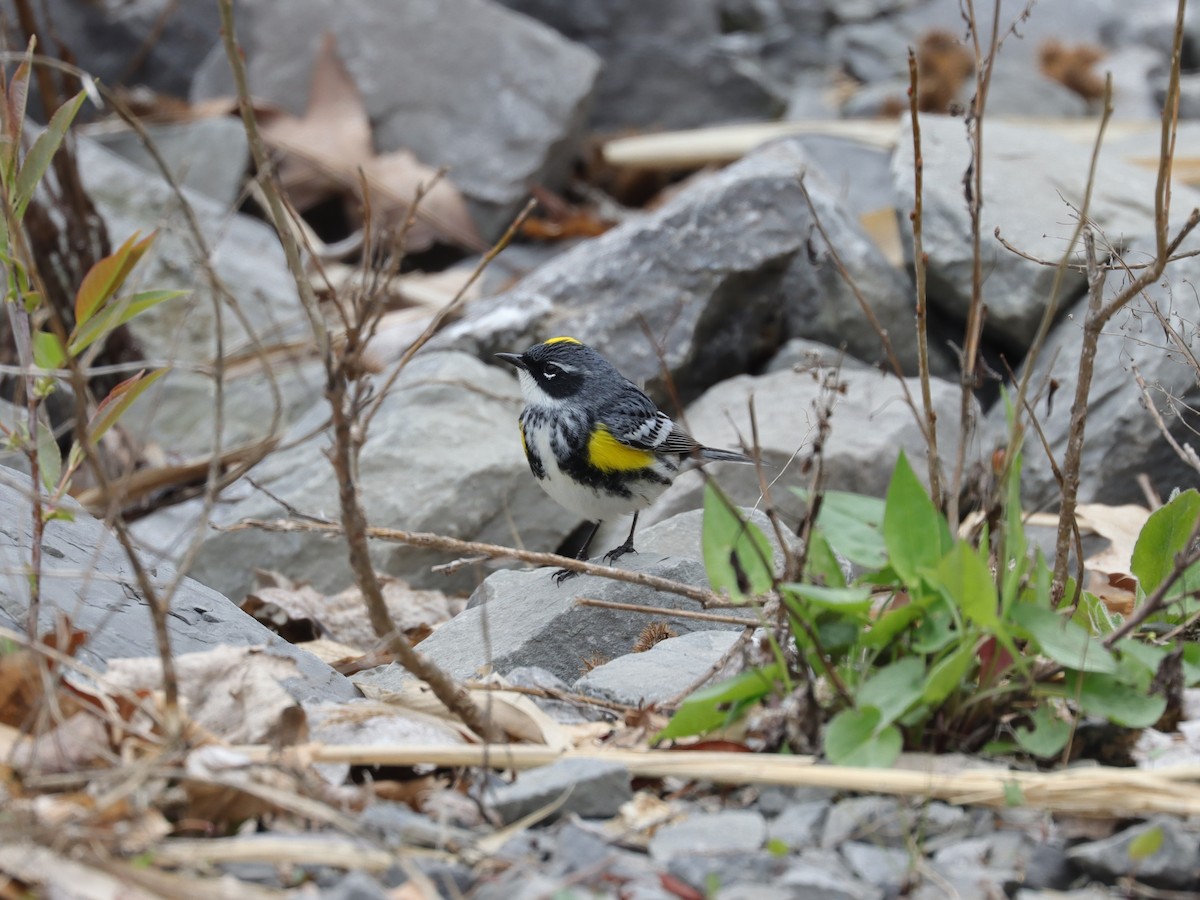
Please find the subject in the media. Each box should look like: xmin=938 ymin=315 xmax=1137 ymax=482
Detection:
xmin=191 ymin=0 xmax=601 ymax=239
xmin=437 ymin=137 xmax=930 ymax=406
xmin=0 ymin=469 xmax=354 ymax=704
xmin=190 ymin=351 xmax=579 ymax=599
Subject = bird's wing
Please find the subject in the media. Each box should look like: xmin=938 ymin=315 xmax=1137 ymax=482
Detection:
xmin=607 ymin=400 xmax=703 ymax=455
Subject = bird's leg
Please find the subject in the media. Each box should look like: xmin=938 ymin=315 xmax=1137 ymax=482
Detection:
xmin=603 ymin=512 xmax=639 ymax=564
xmin=552 ymin=521 xmax=601 ymax=585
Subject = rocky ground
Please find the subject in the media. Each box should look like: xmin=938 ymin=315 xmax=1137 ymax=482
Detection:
xmin=3 ymin=0 xmax=1200 ymax=896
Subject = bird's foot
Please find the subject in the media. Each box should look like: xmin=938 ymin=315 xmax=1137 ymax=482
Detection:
xmin=552 ymin=567 xmax=580 ymax=586
xmin=603 ymin=541 xmax=637 ymax=565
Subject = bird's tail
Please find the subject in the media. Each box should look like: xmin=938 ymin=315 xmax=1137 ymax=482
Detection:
xmin=698 ymin=446 xmax=756 ymax=465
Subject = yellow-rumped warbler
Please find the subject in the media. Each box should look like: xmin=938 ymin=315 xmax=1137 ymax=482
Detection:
xmin=497 ymin=337 xmax=753 ymax=581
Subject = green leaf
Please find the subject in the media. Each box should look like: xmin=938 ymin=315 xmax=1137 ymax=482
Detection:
xmin=766 ymin=838 xmax=789 ymax=857
xmin=73 ymin=230 xmax=157 ymax=327
xmin=797 ymin=488 xmax=887 ymax=568
xmin=861 ymin=603 xmax=922 ymax=649
xmin=1011 ymin=604 xmax=1117 ymax=674
xmin=1072 ymin=590 xmax=1122 ymax=636
xmin=922 ymin=642 xmax=975 ymax=707
xmin=1181 ymin=643 xmax=1200 ymax=686
xmin=1128 ymin=824 xmax=1164 ymax=860
xmin=68 ymin=289 xmax=188 ymax=358
xmin=911 ymin=600 xmax=957 ymax=654
xmin=1001 ymin=445 xmax=1028 ymax=613
xmin=1014 ymin=703 xmax=1072 ymax=759
xmin=1071 ymin=671 xmax=1167 ymax=728
xmin=14 ymin=89 xmax=87 ymax=220
xmin=1116 ymin=639 xmax=1168 ymax=682
xmin=702 ymin=481 xmax=775 ymax=602
xmin=824 ymin=707 xmax=902 ymax=767
xmin=1132 ymin=489 xmax=1200 ymax=597
xmin=804 ymin=529 xmax=846 ymax=587
xmin=87 ymin=368 xmax=167 ymax=445
xmin=32 ymin=331 xmax=65 ymax=370
xmin=35 ymin=420 xmax=60 ymax=493
xmin=883 ymin=452 xmax=952 ymax=587
xmin=937 ymin=541 xmax=999 ymax=630
xmin=783 ymin=583 xmax=872 ymax=615
xmin=655 ymin=664 xmax=781 ymax=742
xmin=858 ymin=657 xmax=925 ymax=726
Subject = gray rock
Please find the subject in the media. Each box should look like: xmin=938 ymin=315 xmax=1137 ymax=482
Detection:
xmin=0 ymin=468 xmax=355 ymax=704
xmin=892 ymin=116 xmax=1200 ymax=349
xmin=496 ymin=0 xmax=786 ymax=130
xmin=15 ymin=1 xmax=221 ymax=100
xmin=973 ymin=69 xmax=1089 ymax=118
xmin=191 ymin=351 xmax=579 ymax=599
xmin=192 ymin=0 xmax=600 ymax=240
xmin=930 ymin=831 xmax=1069 ymax=896
xmin=485 ymin=758 xmax=632 ymax=824
xmin=436 ymin=137 xmax=923 ymax=402
xmin=645 ymin=362 xmax=969 ymax=526
xmin=841 ymin=842 xmax=912 ymax=890
xmin=546 ymin=821 xmax=617 ymax=877
xmin=356 ymin=554 xmax=750 ymax=686
xmin=822 ymin=797 xmax=905 ymax=849
xmin=505 ymin=666 xmax=611 ymax=724
xmin=573 ymin=630 xmax=744 ymax=707
xmin=1014 ymin=890 xmax=1121 ymax=900
xmin=649 ymin=810 xmax=768 ymax=860
xmin=359 ymin=803 xmax=476 ymax=853
xmin=782 ymin=848 xmax=883 ymax=900
xmin=764 ymin=338 xmax=874 ymax=375
xmin=86 ymin=118 xmax=250 ymax=208
xmin=766 ymin=801 xmax=830 ymax=851
xmin=1067 ymin=815 xmax=1200 ymax=890
xmin=318 ymin=870 xmax=389 ymax=900
xmin=989 ymin=249 xmax=1200 ymax=507
xmin=666 ymin=851 xmax=789 ymax=895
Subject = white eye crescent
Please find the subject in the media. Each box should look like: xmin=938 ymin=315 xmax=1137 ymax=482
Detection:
xmin=543 ymin=363 xmax=563 ymax=379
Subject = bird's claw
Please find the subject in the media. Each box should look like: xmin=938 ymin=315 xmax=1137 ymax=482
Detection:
xmin=551 ymin=567 xmax=579 ymax=586
xmin=603 ymin=542 xmax=637 ymax=565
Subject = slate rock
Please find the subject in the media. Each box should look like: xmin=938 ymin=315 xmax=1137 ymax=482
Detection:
xmin=932 ymin=831 xmax=1072 ymax=896
xmin=318 ymin=870 xmax=389 ymax=900
xmin=436 ymin=137 xmax=923 ymax=404
xmin=765 ymin=801 xmax=830 ymax=851
xmin=485 ymin=758 xmax=632 ymax=824
xmin=892 ymin=116 xmax=1200 ymax=349
xmin=1067 ymin=815 xmax=1200 ymax=890
xmin=841 ymin=841 xmax=912 ymax=890
xmin=192 ymin=0 xmax=600 ymax=240
xmin=496 ymin=0 xmax=788 ymax=130
xmin=988 ymin=249 xmax=1200 ymax=507
xmin=356 ymin=554 xmax=750 ymax=686
xmin=573 ymin=630 xmax=744 ymax=707
xmin=822 ymin=797 xmax=905 ymax=849
xmin=87 ymin=118 xmax=250 ymax=208
xmin=666 ymin=851 xmax=790 ymax=895
xmin=505 ymin=666 xmax=611 ymax=724
xmin=645 ymin=359 xmax=968 ymax=526
xmin=192 ymin=351 xmax=578 ymax=599
xmin=781 ymin=848 xmax=883 ymax=900
xmin=0 ymin=469 xmax=355 ymax=704
xmin=649 ymin=809 xmax=768 ymax=860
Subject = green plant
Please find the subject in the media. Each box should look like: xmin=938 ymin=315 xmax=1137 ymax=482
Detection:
xmin=659 ymin=446 xmax=1200 ymax=767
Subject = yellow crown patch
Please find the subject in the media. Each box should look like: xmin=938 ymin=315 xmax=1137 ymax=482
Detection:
xmin=543 ymin=336 xmax=581 ymax=346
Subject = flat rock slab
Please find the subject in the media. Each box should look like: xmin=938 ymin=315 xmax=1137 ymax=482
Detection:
xmin=486 ymin=758 xmax=632 ymax=824
xmin=573 ymin=630 xmax=743 ymax=706
xmin=0 ymin=470 xmax=355 ymax=704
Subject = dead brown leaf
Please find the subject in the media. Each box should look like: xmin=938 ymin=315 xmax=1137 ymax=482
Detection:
xmin=258 ymin=32 xmax=482 ymax=251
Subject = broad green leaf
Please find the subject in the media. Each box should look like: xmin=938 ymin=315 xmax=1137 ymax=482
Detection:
xmin=783 ymin=583 xmax=872 ymax=615
xmin=68 ymin=289 xmax=188 ymax=357
xmin=655 ymin=664 xmax=782 ymax=741
xmin=1128 ymin=824 xmax=1164 ymax=860
xmin=1116 ymin=639 xmax=1168 ymax=681
xmin=883 ymin=452 xmax=952 ymax=587
xmin=824 ymin=707 xmax=901 ymax=767
xmin=1132 ymin=489 xmax=1200 ymax=597
xmin=857 ymin=656 xmax=925 ymax=726
xmin=860 ymin=603 xmax=922 ymax=649
xmin=804 ymin=528 xmax=846 ymax=587
xmin=796 ymin=488 xmax=887 ymax=568
xmin=922 ymin=642 xmax=975 ymax=706
xmin=1011 ymin=604 xmax=1117 ymax=674
xmin=1072 ymin=590 xmax=1121 ymax=636
xmin=1181 ymin=643 xmax=1200 ymax=686
xmin=14 ymin=89 xmax=87 ymax=220
xmin=1013 ymin=703 xmax=1072 ymax=758
xmin=74 ymin=230 xmax=157 ymax=326
xmin=88 ymin=368 xmax=167 ymax=445
xmin=702 ymin=481 xmax=774 ymax=602
xmin=1071 ymin=671 xmax=1167 ymax=728
xmin=911 ymin=600 xmax=957 ymax=654
xmin=937 ymin=541 xmax=999 ymax=629
xmin=35 ymin=420 xmax=60 ymax=493
xmin=32 ymin=331 xmax=65 ymax=370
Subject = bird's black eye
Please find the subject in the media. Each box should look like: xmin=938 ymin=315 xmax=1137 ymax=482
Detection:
xmin=543 ymin=362 xmax=564 ymax=379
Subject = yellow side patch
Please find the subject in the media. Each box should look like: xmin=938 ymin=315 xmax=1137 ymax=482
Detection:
xmin=520 ymin=424 xmax=528 ymax=456
xmin=543 ymin=336 xmax=581 ymax=345
xmin=588 ymin=425 xmax=655 ymax=472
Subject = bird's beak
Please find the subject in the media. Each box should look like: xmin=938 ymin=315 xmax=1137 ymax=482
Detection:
xmin=495 ymin=352 xmax=527 ymax=371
